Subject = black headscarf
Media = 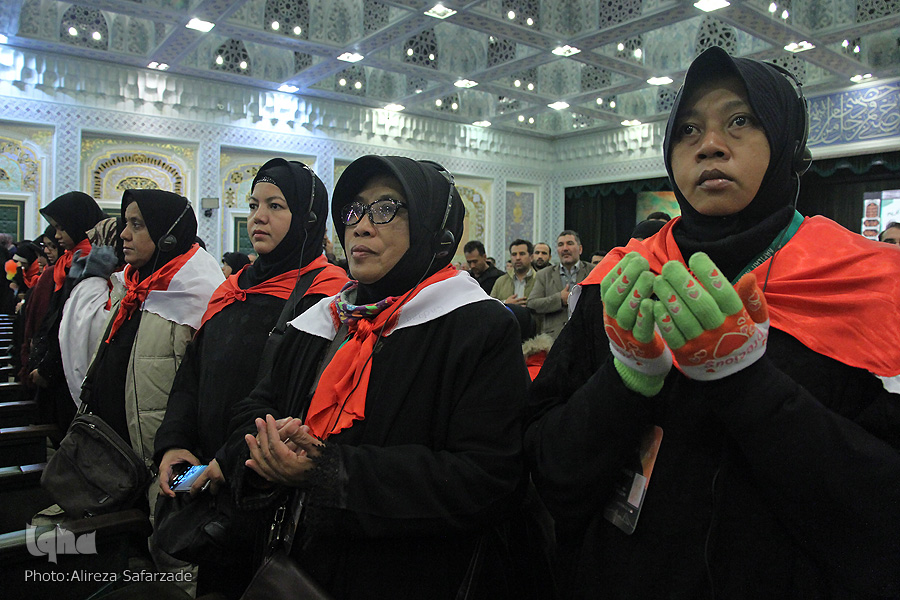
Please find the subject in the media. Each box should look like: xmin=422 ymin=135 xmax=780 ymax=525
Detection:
xmin=332 ymin=155 xmax=465 ymax=303
xmin=121 ymin=189 xmax=197 ymax=280
xmin=13 ymin=241 xmax=41 ymax=265
xmin=223 ymin=251 xmax=251 ymax=274
xmin=241 ymin=158 xmax=328 ymax=289
xmin=39 ymin=191 xmax=106 ymax=244
xmin=663 ymin=46 xmax=807 ymax=279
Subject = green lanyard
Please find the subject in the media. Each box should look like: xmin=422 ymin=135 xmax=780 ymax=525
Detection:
xmin=731 ymin=210 xmax=804 ymax=284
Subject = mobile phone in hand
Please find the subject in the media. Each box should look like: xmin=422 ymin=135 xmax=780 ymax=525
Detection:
xmin=170 ymin=464 xmax=207 ymax=492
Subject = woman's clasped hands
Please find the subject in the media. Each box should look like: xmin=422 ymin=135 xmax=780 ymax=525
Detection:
xmin=601 ymin=251 xmax=770 ymax=396
xmin=244 ymin=415 xmax=325 ymax=486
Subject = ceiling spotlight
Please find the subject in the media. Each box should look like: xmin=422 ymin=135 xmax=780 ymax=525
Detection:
xmin=850 ymin=73 xmax=874 ymax=83
xmin=338 ymin=78 xmax=347 ymax=86
xmin=617 ymin=42 xmax=624 ymax=51
xmin=548 ymin=101 xmax=569 ymax=110
xmin=507 ymin=10 xmax=516 ymax=20
xmin=451 ymin=102 xmax=458 ymax=110
xmin=157 ymin=63 xmax=169 ymax=70
xmin=68 ymin=27 xmax=78 ymax=36
xmin=424 ymin=4 xmax=457 ymax=19
xmin=271 ymin=21 xmax=279 ymax=31
xmin=354 ymin=81 xmax=362 ymax=89
xmin=552 ymin=45 xmax=581 ymax=57
xmin=407 ymin=48 xmax=414 ymax=56
xmin=428 ymin=53 xmax=435 ymax=61
xmin=239 ymin=60 xmax=248 ymax=70
xmin=454 ymin=79 xmax=478 ymax=88
xmin=528 ymin=117 xmax=534 ymax=124
xmin=693 ymin=0 xmax=730 ymax=11
xmin=526 ymin=18 xmax=534 ymax=26
xmin=633 ymin=48 xmax=643 ymax=59
xmin=384 ymin=103 xmax=405 ymax=111
xmin=278 ymin=84 xmax=299 ymax=93
xmin=337 ymin=52 xmax=364 ymax=63
xmin=473 ymin=120 xmax=491 ymax=127
xmin=768 ymin=2 xmax=777 ymax=13
xmin=781 ymin=9 xmax=789 ymax=19
xmin=842 ymin=39 xmax=850 ymax=47
xmin=514 ymin=79 xmax=521 ymax=87
xmin=621 ymin=119 xmax=642 ymax=126
xmin=647 ymin=76 xmax=673 ymax=85
xmin=435 ymin=99 xmax=443 ymax=107
xmin=186 ymin=18 xmax=215 ymax=32
xmin=293 ymin=26 xmax=302 ymax=35
xmin=91 ymin=31 xmax=101 ymax=41
xmin=609 ymin=100 xmax=616 ymax=108
xmin=596 ymin=97 xmax=603 ymax=105
xmin=148 ymin=61 xmax=159 ymax=69
xmin=784 ymin=41 xmax=814 ymax=52
xmin=215 ymin=55 xmax=224 ymax=65
xmin=518 ymin=115 xmax=525 ymax=122
xmin=854 ymin=45 xmax=861 ymax=53
xmin=0 ymin=34 xmax=7 ymax=44
xmin=527 ymin=83 xmax=534 ymax=91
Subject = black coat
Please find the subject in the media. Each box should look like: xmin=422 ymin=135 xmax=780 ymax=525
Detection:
xmin=220 ymin=298 xmax=530 ymax=600
xmin=526 ymin=283 xmax=900 ymax=600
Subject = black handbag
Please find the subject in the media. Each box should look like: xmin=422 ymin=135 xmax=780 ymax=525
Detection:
xmin=154 ymin=484 xmax=264 ymax=564
xmin=239 ymin=492 xmax=332 ymax=600
xmin=41 ymin=412 xmax=151 ymax=518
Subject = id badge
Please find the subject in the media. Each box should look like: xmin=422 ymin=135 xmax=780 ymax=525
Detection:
xmin=603 ymin=425 xmax=663 ymax=535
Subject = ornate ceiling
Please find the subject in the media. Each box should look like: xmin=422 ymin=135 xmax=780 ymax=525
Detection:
xmin=1 ymin=0 xmax=898 ymax=139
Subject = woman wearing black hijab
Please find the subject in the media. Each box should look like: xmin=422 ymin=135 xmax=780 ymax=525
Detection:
xmin=221 ymin=251 xmax=251 ymax=276
xmin=29 ymin=191 xmax=105 ymax=441
xmin=526 ymin=47 xmax=900 ymax=598
xmin=216 ymin=156 xmax=529 ymax=600
xmin=81 ymin=190 xmax=223 ymax=492
xmin=151 ymin=159 xmax=346 ymax=597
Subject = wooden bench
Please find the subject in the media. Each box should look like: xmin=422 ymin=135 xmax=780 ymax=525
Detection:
xmin=0 ymin=381 xmax=26 ymax=402
xmin=0 ymin=424 xmax=57 ymax=467
xmin=0 ymin=463 xmax=52 ymax=534
xmin=0 ymin=401 xmax=37 ymax=427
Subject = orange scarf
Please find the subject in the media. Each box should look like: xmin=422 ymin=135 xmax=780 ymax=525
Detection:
xmin=23 ymin=260 xmax=41 ymax=288
xmin=305 ymin=265 xmax=457 ymax=439
xmin=585 ymin=216 xmax=900 ymax=377
xmin=53 ymin=239 xmax=92 ymax=291
xmin=105 ymin=244 xmax=199 ymax=343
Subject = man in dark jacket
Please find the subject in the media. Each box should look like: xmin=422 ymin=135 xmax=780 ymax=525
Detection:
xmin=464 ymin=239 xmax=504 ymax=294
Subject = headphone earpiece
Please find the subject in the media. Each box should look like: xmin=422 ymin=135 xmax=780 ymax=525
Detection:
xmin=156 ymin=202 xmax=190 ymax=254
xmin=765 ymin=62 xmax=811 ymax=177
xmin=420 ymin=160 xmax=456 ymax=258
xmin=298 ymin=162 xmax=319 ymax=229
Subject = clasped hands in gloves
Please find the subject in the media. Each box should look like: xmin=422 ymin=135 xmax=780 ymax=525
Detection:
xmin=601 ymin=252 xmax=769 ymax=396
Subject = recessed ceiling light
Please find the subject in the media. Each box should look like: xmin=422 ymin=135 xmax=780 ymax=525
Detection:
xmin=354 ymin=81 xmax=362 ymax=89
xmin=158 ymin=63 xmax=168 ymax=70
xmin=617 ymin=42 xmax=624 ymax=51
xmin=526 ymin=18 xmax=534 ymax=26
xmin=271 ymin=21 xmax=279 ymax=31
xmin=528 ymin=117 xmax=534 ymax=124
xmin=507 ymin=10 xmax=516 ymax=20
xmin=609 ymin=100 xmax=616 ymax=108
xmin=68 ymin=27 xmax=78 ymax=36
xmin=548 ymin=101 xmax=569 ymax=110
xmin=513 ymin=80 xmax=521 ymax=87
xmin=596 ymin=97 xmax=603 ymax=105
xmin=850 ymin=73 xmax=874 ymax=83
xmin=781 ymin=9 xmax=789 ymax=19
xmin=451 ymin=102 xmax=458 ymax=110
xmin=552 ymin=45 xmax=581 ymax=57
xmin=424 ymin=4 xmax=457 ymax=19
xmin=621 ymin=119 xmax=642 ymax=126
xmin=647 ymin=76 xmax=673 ymax=85
xmin=768 ymin=2 xmax=777 ymax=13
xmin=338 ymin=78 xmax=347 ymax=86
xmin=0 ymin=34 xmax=7 ymax=44
xmin=435 ymin=99 xmax=443 ymax=107
xmin=784 ymin=41 xmax=814 ymax=52
xmin=148 ymin=61 xmax=159 ymax=69
xmin=842 ymin=39 xmax=850 ymax=47
xmin=517 ymin=115 xmax=525 ymax=122
xmin=239 ymin=60 xmax=248 ymax=70
xmin=473 ymin=120 xmax=491 ymax=127
xmin=293 ymin=26 xmax=302 ymax=35
xmin=186 ymin=18 xmax=215 ymax=33
xmin=428 ymin=53 xmax=435 ymax=61
xmin=215 ymin=55 xmax=224 ymax=65
xmin=91 ymin=31 xmax=102 ymax=41
xmin=384 ymin=103 xmax=405 ymax=111
xmin=527 ymin=83 xmax=534 ymax=91
xmin=693 ymin=0 xmax=730 ymax=11
xmin=454 ymin=79 xmax=478 ymax=88
xmin=407 ymin=48 xmax=414 ymax=56
xmin=337 ymin=52 xmax=364 ymax=63
xmin=278 ymin=84 xmax=299 ymax=93
xmin=633 ymin=48 xmax=643 ymax=59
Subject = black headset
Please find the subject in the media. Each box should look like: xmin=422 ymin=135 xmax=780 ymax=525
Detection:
xmin=297 ymin=162 xmax=319 ymax=226
xmin=157 ymin=202 xmax=191 ymax=253
xmin=765 ymin=62 xmax=812 ymax=177
xmin=419 ymin=160 xmax=456 ymax=258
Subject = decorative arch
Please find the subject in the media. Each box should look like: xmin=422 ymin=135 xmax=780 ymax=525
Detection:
xmin=222 ymin=163 xmax=260 ymax=209
xmin=91 ymin=152 xmax=184 ymax=202
xmin=0 ymin=137 xmax=41 ymax=195
xmin=60 ymin=5 xmax=110 ymax=51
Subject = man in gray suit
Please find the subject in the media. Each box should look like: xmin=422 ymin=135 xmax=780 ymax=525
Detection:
xmin=527 ymin=229 xmax=594 ymax=340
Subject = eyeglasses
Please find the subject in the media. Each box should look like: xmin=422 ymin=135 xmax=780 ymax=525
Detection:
xmin=341 ymin=198 xmax=408 ymax=226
